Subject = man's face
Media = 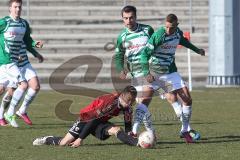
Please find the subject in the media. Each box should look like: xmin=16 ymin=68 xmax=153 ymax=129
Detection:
xmin=122 ymin=12 xmax=137 ymax=30
xmin=9 ymin=2 xmax=22 ymax=20
xmin=119 ymin=94 xmax=136 ymax=108
xmin=165 ymin=21 xmax=178 ymax=35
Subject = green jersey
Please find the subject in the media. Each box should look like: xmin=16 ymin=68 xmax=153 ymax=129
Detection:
xmin=141 ymin=26 xmax=201 ymax=75
xmin=115 ymin=23 xmax=154 ymax=78
xmin=18 ymin=43 xmax=39 ymax=67
xmin=0 ymin=16 xmax=37 ymax=66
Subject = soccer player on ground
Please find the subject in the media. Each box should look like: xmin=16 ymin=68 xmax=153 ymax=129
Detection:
xmin=141 ymin=13 xmax=205 ymax=143
xmin=0 ymin=0 xmax=42 ymax=127
xmin=115 ymin=5 xmax=155 ymax=137
xmin=33 ymin=86 xmax=138 ymax=147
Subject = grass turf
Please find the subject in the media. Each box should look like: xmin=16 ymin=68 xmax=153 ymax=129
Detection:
xmin=0 ymin=88 xmax=240 ymax=160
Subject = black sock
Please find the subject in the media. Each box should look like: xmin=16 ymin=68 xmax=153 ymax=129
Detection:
xmin=45 ymin=136 xmax=62 ymax=145
xmin=116 ymin=130 xmax=138 ymax=146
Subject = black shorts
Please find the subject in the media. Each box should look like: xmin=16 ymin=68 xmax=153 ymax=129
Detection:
xmin=68 ymin=120 xmax=115 ymax=140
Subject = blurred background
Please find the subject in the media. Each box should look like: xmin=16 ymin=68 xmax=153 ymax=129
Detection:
xmin=1 ymin=0 xmax=238 ymax=91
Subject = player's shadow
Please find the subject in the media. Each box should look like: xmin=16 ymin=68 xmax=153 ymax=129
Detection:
xmin=197 ymin=135 xmax=240 ymax=144
xmin=157 ymin=141 xmax=186 ymax=145
xmin=83 ymin=142 xmax=125 ymax=146
xmin=151 ymin=121 xmax=217 ymax=126
xmin=158 ymin=135 xmax=240 ymax=145
xmin=25 ymin=123 xmax=72 ymax=129
xmin=84 ymin=142 xmax=174 ymax=149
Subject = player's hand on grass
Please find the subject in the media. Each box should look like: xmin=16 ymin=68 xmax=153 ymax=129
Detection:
xmin=119 ymin=70 xmax=127 ymax=80
xmin=198 ymin=49 xmax=205 ymax=56
xmin=69 ymin=138 xmax=83 ymax=148
xmin=35 ymin=41 xmax=43 ymax=48
xmin=145 ymin=73 xmax=155 ymax=83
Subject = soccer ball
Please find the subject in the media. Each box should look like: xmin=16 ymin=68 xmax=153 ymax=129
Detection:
xmin=138 ymin=131 xmax=156 ymax=149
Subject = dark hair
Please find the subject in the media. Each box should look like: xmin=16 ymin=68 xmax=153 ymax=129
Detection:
xmin=166 ymin=14 xmax=178 ymax=23
xmin=121 ymin=85 xmax=137 ymax=98
xmin=9 ymin=0 xmax=22 ymax=6
xmin=121 ymin=5 xmax=137 ymax=17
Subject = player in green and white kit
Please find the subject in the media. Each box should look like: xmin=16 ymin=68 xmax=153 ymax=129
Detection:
xmin=115 ymin=6 xmax=155 ymax=136
xmin=0 ymin=42 xmax=43 ymax=126
xmin=141 ymin=14 xmax=205 ymax=143
xmin=15 ymin=42 xmax=43 ymax=125
xmin=0 ymin=0 xmax=42 ymax=127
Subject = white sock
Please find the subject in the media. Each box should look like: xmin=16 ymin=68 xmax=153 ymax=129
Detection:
xmin=181 ymin=105 xmax=192 ymax=132
xmin=0 ymin=104 xmax=4 ymax=119
xmin=132 ymin=103 xmax=148 ymax=134
xmin=132 ymin=103 xmax=154 ymax=134
xmin=142 ymin=110 xmax=154 ymax=132
xmin=7 ymin=88 xmax=25 ymax=116
xmin=0 ymin=92 xmax=12 ymax=119
xmin=171 ymin=101 xmax=182 ymax=118
xmin=18 ymin=88 xmax=37 ymax=114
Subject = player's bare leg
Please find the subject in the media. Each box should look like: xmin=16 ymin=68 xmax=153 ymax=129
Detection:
xmin=59 ymin=133 xmax=76 ymax=146
xmin=4 ymin=81 xmax=28 ymax=127
xmin=0 ymin=88 xmax=14 ymax=126
xmin=175 ymin=87 xmax=200 ymax=142
xmin=17 ymin=76 xmax=40 ymax=125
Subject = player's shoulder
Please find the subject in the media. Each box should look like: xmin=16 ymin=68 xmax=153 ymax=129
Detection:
xmin=152 ymin=26 xmax=166 ymax=38
xmin=0 ymin=16 xmax=10 ymax=23
xmin=20 ymin=18 xmax=29 ymax=26
xmin=156 ymin=26 xmax=165 ymax=33
xmin=0 ymin=16 xmax=9 ymax=31
xmin=116 ymin=28 xmax=127 ymax=42
xmin=176 ymin=27 xmax=183 ymax=35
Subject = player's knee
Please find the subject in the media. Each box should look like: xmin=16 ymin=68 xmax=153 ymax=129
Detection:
xmin=31 ymin=85 xmax=40 ymax=92
xmin=107 ymin=126 xmax=121 ymax=136
xmin=0 ymin=88 xmax=4 ymax=95
xmin=7 ymin=88 xmax=15 ymax=96
xmin=165 ymin=93 xmax=177 ymax=103
xmin=183 ymin=98 xmax=192 ymax=106
xmin=141 ymin=98 xmax=152 ymax=106
xmin=59 ymin=138 xmax=71 ymax=146
xmin=59 ymin=141 xmax=67 ymax=146
xmin=19 ymin=81 xmax=28 ymax=90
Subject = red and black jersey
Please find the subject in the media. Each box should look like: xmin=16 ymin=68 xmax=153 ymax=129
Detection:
xmin=79 ymin=93 xmax=132 ymax=132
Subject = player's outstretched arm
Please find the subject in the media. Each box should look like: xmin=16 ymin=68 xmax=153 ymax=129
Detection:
xmin=35 ymin=53 xmax=44 ymax=63
xmin=179 ymin=34 xmax=205 ymax=56
xmin=197 ymin=48 xmax=205 ymax=56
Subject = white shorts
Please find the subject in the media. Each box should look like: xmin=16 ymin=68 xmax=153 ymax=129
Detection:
xmin=0 ymin=63 xmax=25 ymax=88
xmin=19 ymin=63 xmax=38 ymax=81
xmin=131 ymin=77 xmax=154 ymax=92
xmin=153 ymin=72 xmax=186 ymax=94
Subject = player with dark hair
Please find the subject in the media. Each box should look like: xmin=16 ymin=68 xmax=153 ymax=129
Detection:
xmin=141 ymin=13 xmax=205 ymax=143
xmin=33 ymin=86 xmax=139 ymax=147
xmin=115 ymin=5 xmax=155 ymax=137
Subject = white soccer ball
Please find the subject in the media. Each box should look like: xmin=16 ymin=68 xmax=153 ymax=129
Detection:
xmin=138 ymin=131 xmax=156 ymax=149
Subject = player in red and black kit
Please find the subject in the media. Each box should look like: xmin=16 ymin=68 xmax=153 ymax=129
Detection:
xmin=33 ymin=86 xmax=138 ymax=147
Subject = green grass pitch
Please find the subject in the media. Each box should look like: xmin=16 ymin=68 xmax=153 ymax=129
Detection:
xmin=0 ymin=88 xmax=240 ymax=160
